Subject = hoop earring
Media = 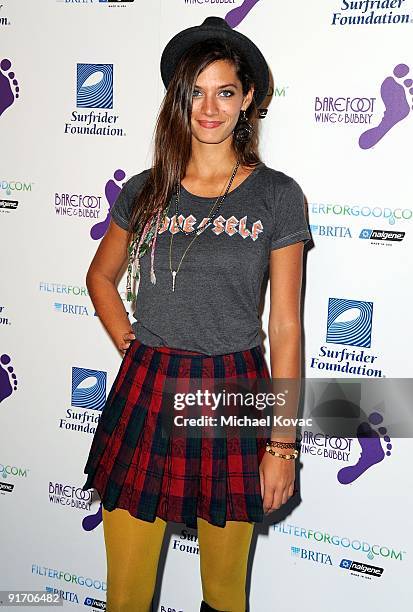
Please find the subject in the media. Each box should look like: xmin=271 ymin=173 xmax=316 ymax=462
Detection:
xmin=233 ymin=109 xmax=253 ymax=143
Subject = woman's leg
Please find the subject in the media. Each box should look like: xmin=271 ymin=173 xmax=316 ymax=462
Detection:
xmin=102 ymin=507 xmax=167 ymax=612
xmin=197 ymin=516 xmax=255 ymax=612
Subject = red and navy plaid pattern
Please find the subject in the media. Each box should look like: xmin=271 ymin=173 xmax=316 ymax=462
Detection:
xmin=81 ymin=339 xmax=270 ymax=529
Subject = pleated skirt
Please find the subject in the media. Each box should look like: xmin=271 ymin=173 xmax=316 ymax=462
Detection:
xmin=81 ymin=338 xmax=270 ymax=529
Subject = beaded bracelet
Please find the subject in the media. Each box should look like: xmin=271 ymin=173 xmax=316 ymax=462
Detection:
xmin=266 ymin=439 xmax=297 ymax=449
xmin=265 ymin=445 xmax=298 ymax=460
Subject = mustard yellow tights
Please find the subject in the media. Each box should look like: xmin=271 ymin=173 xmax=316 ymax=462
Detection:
xmin=102 ymin=507 xmax=254 ymax=612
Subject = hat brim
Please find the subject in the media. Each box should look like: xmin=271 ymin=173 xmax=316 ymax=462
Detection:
xmin=160 ymin=22 xmax=269 ymax=108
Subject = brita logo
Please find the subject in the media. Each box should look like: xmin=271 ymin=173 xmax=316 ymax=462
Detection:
xmin=309 ymin=223 xmax=352 ymax=239
xmin=291 ymin=546 xmax=332 ymax=566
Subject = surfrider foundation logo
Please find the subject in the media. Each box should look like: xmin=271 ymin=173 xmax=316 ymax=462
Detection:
xmin=309 ymin=297 xmax=383 ymax=377
xmin=71 ymin=367 xmax=107 ymax=411
xmin=65 ymin=63 xmax=125 ymax=136
xmin=76 ymin=63 xmax=113 ymax=109
xmin=331 ymin=0 xmax=413 ymax=26
xmin=326 ymin=297 xmax=373 ymax=348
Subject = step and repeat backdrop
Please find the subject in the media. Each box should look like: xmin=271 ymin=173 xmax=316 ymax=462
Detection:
xmin=1 ymin=1 xmax=412 ymax=611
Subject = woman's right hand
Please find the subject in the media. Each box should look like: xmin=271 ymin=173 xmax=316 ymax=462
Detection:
xmin=118 ymin=330 xmax=136 ymax=357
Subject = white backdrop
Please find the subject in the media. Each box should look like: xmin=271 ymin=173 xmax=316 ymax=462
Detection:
xmin=1 ymin=1 xmax=412 ymax=611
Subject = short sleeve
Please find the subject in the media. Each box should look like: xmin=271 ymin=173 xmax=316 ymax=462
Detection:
xmin=271 ymin=177 xmax=312 ymax=250
xmin=110 ymin=170 xmax=150 ymax=231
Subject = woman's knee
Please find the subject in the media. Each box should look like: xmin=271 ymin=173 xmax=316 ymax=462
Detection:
xmin=106 ymin=589 xmax=153 ymax=612
xmin=198 ymin=518 xmax=254 ymax=608
xmin=102 ymin=509 xmax=167 ymax=612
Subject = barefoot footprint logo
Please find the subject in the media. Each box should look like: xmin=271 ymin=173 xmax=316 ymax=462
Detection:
xmin=0 ymin=58 xmax=20 ymax=118
xmin=0 ymin=353 xmax=18 ymax=403
xmin=225 ymin=0 xmax=261 ymax=27
xmin=82 ymin=501 xmax=103 ymax=532
xmin=359 ymin=63 xmax=413 ymax=149
xmin=90 ymin=169 xmax=126 ymax=240
xmin=337 ymin=411 xmax=392 ymax=484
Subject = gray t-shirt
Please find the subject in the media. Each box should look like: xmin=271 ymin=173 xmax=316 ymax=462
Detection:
xmin=110 ymin=162 xmax=312 ymax=355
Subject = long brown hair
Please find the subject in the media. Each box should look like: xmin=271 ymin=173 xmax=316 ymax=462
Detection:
xmin=124 ymin=39 xmax=263 ymax=301
xmin=128 ymin=38 xmax=261 ymax=237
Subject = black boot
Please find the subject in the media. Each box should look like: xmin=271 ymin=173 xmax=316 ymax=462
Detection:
xmin=200 ymin=601 xmax=225 ymax=612
xmin=200 ymin=601 xmax=245 ymax=612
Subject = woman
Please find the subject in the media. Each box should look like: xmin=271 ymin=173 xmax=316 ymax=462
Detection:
xmin=82 ymin=16 xmax=311 ymax=612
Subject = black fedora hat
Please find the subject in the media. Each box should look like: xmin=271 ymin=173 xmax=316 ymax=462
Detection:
xmin=160 ymin=16 xmax=269 ymax=108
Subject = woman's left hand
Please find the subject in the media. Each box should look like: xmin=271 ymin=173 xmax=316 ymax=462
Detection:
xmin=259 ymin=451 xmax=296 ymax=514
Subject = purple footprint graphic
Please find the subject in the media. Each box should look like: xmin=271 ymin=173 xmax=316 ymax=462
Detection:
xmin=225 ymin=0 xmax=261 ymax=28
xmin=359 ymin=63 xmax=412 ymax=149
xmin=0 ymin=353 xmax=18 ymax=403
xmin=90 ymin=169 xmax=126 ymax=240
xmin=0 ymin=58 xmax=20 ymax=118
xmin=82 ymin=500 xmax=103 ymax=531
xmin=337 ymin=411 xmax=392 ymax=485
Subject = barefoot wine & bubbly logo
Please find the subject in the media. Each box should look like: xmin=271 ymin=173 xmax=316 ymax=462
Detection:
xmin=314 ymin=62 xmax=413 ymax=149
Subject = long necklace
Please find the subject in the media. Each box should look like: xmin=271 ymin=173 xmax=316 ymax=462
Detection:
xmin=169 ymin=159 xmax=240 ymax=292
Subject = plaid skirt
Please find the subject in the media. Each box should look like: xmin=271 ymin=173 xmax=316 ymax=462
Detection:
xmin=81 ymin=338 xmax=270 ymax=529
